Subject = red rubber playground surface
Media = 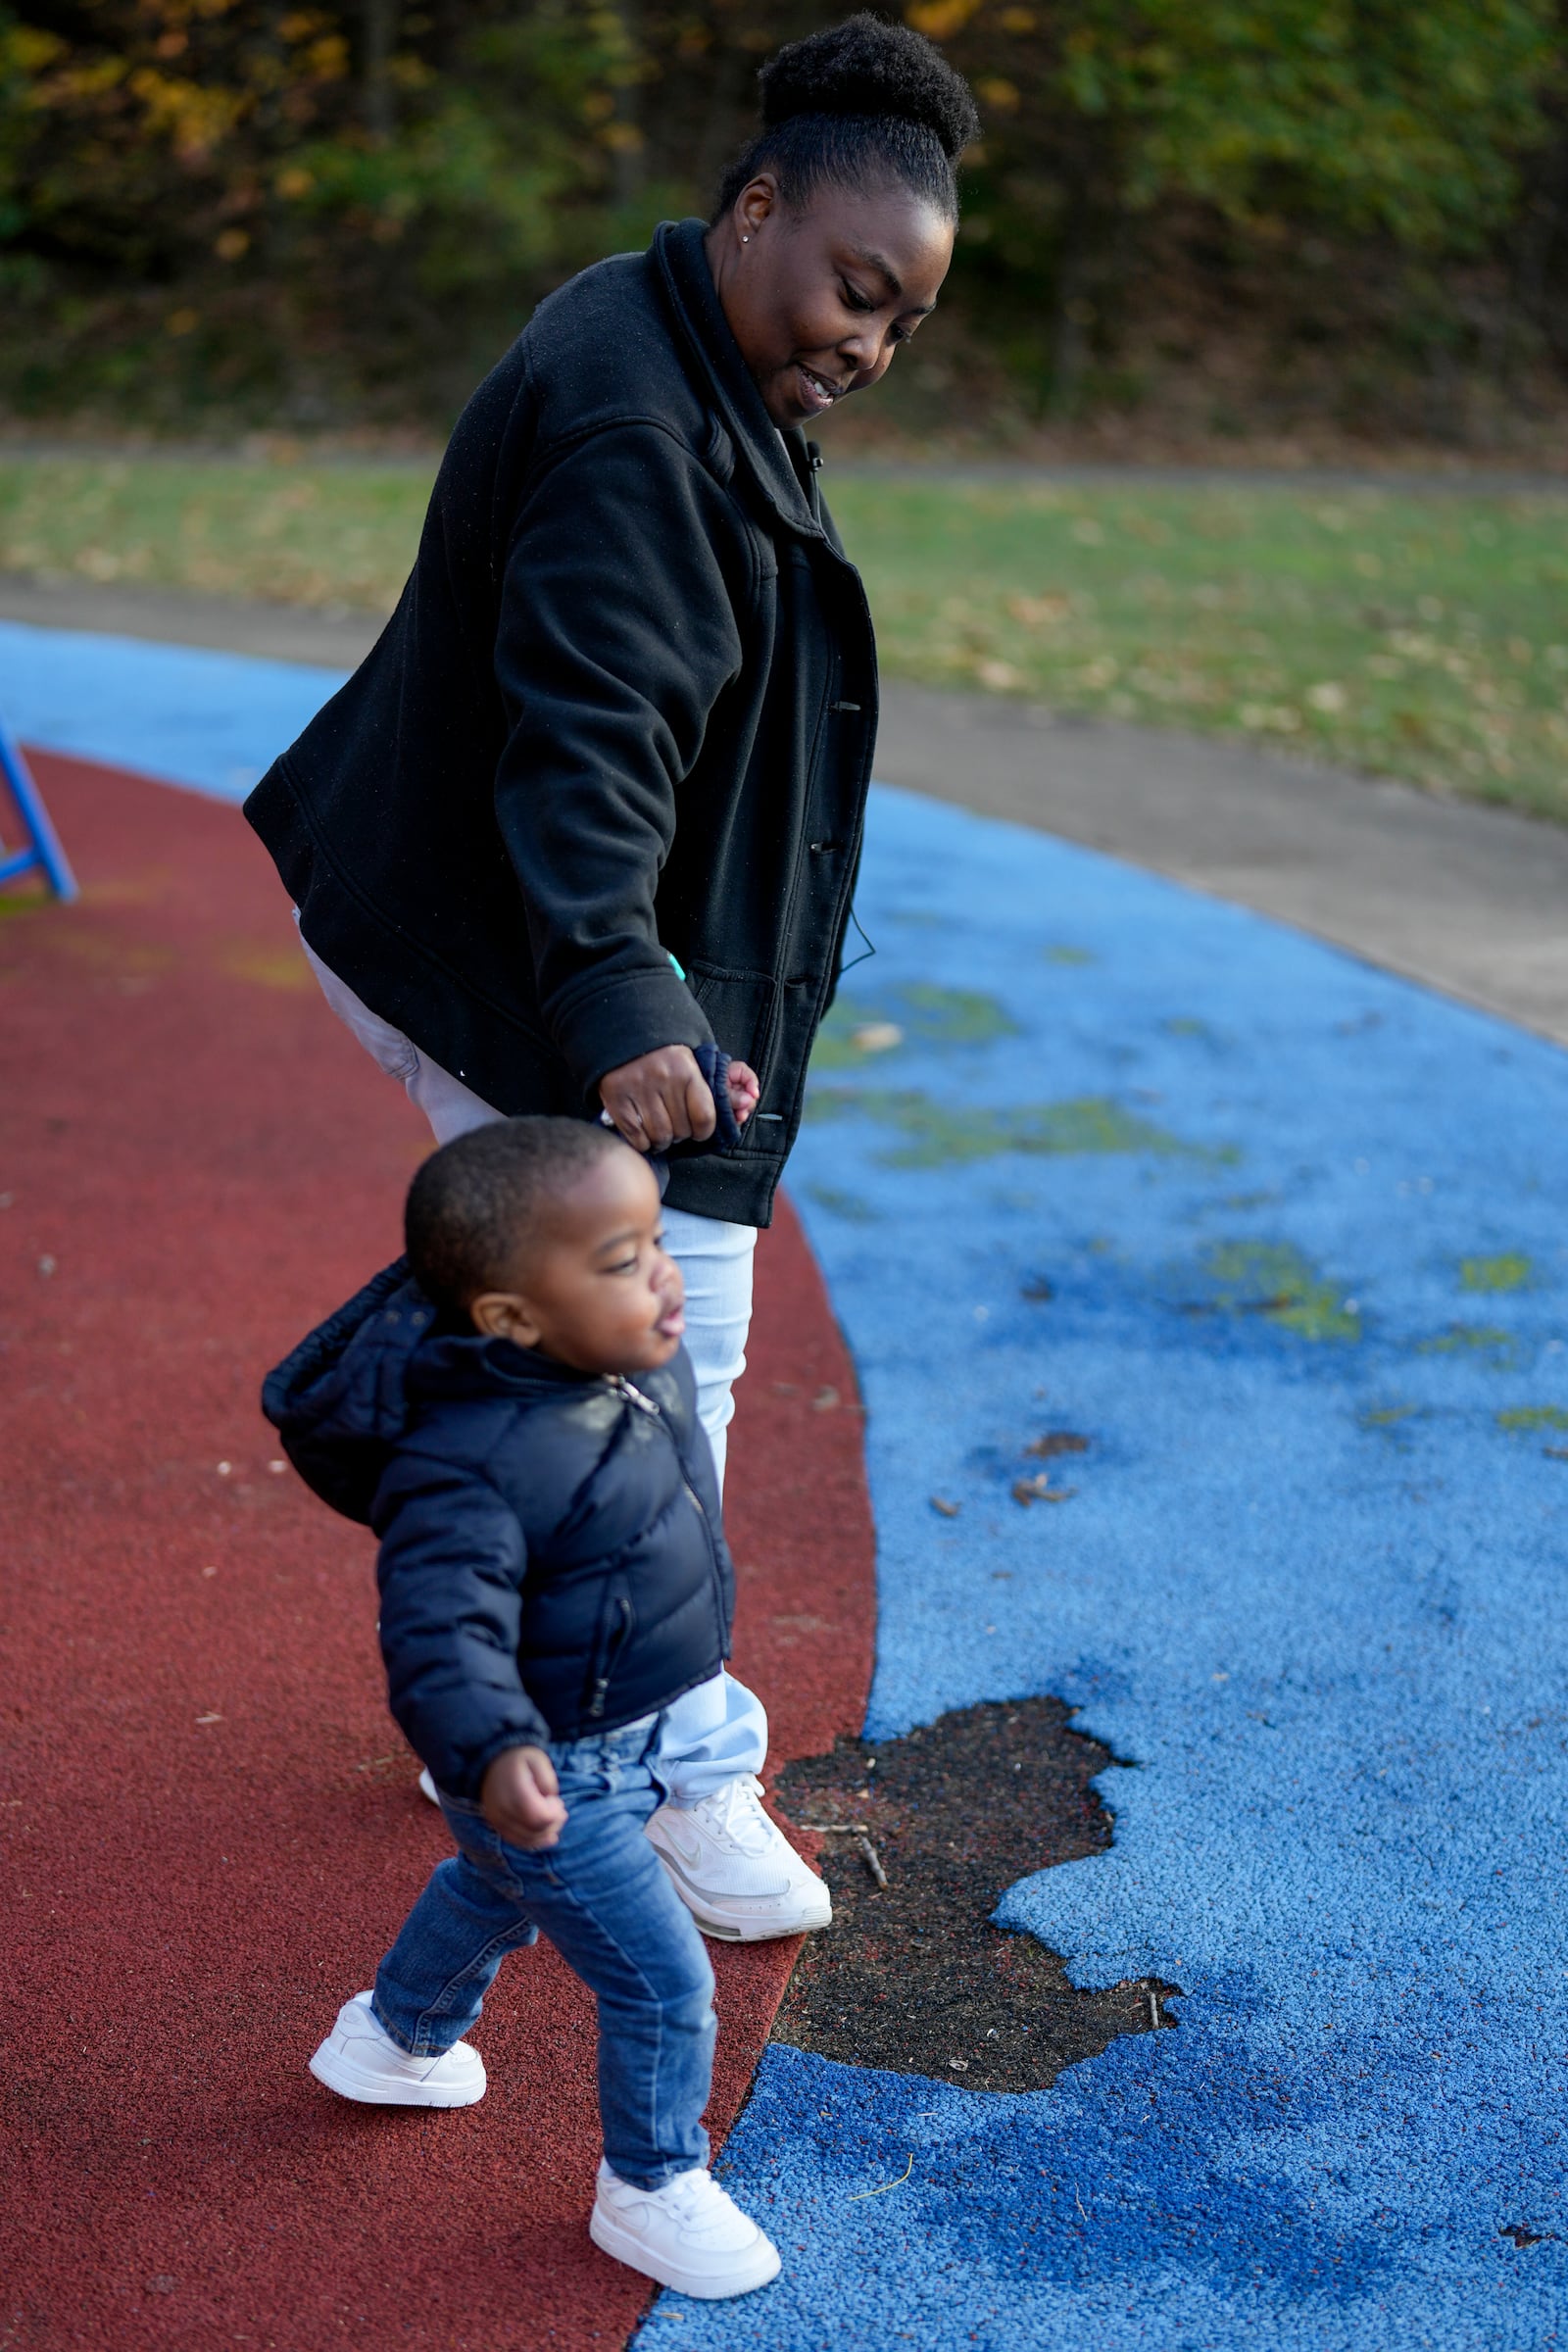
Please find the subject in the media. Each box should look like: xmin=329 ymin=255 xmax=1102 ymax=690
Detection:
xmin=1 ymin=754 xmax=876 ymax=2350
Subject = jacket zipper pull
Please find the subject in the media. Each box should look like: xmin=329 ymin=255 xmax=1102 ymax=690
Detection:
xmin=607 ymin=1374 xmax=661 ymax=1419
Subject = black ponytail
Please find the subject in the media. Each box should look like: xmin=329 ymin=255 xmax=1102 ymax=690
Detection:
xmin=712 ymin=12 xmax=980 ymax=226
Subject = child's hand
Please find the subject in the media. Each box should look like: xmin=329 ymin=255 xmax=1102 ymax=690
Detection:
xmin=726 ymin=1059 xmax=760 ymax=1127
xmin=481 ymin=1744 xmax=567 ymax=1849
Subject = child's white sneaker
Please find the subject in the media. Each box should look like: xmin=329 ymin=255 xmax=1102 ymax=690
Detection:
xmin=645 ymin=1775 xmax=832 ymax=1940
xmin=308 ymin=1991 xmax=486 ymax=2107
xmin=589 ymin=2160 xmax=781 ymax=2298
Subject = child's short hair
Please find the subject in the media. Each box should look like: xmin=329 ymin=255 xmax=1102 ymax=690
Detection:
xmin=405 ymin=1116 xmax=625 ymax=1316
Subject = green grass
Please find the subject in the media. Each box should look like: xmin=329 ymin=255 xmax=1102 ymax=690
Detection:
xmin=829 ymin=475 xmax=1568 ymax=826
xmin=0 ymin=455 xmax=425 ymax=611
xmin=3 ymin=455 xmax=1567 ymax=821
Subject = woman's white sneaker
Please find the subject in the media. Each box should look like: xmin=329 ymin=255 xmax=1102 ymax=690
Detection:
xmin=589 ymin=2161 xmax=781 ymax=2299
xmin=645 ymin=1775 xmax=832 ymax=1941
xmin=308 ymin=1991 xmax=486 ymax=2107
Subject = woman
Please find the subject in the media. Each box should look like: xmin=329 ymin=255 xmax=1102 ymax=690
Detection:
xmin=247 ymin=12 xmax=977 ymax=1941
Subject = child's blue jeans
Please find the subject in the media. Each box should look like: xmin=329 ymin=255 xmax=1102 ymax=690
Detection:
xmin=370 ymin=1714 xmax=716 ymax=2189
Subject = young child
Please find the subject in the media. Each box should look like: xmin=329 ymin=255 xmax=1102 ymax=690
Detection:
xmin=265 ymin=1115 xmax=781 ymax=2301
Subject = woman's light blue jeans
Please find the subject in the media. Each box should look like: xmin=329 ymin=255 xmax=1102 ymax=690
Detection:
xmin=301 ymin=938 xmax=769 ymax=1805
xmin=371 ymin=1714 xmax=715 ymax=2188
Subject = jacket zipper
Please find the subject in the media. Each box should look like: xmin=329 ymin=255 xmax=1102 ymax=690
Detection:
xmin=606 ymin=1375 xmax=728 ymax=1638
xmin=586 ymin=1594 xmax=632 ymax=1720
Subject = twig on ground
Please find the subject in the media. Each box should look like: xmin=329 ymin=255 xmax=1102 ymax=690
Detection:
xmin=800 ymin=1819 xmax=889 ymax=1887
xmin=857 ymin=1832 xmax=889 ymax=1888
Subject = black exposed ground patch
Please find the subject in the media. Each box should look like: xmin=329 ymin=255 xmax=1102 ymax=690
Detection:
xmin=771 ymin=1696 xmax=1180 ymax=2093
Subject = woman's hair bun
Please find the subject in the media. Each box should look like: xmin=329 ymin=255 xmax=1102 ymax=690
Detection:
xmin=759 ymin=12 xmax=980 ymax=163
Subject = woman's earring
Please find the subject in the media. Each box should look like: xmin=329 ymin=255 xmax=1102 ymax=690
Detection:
xmin=741 ymin=235 xmax=750 ymax=244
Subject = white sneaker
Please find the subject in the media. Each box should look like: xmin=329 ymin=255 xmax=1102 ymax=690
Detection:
xmin=589 ymin=2160 xmax=781 ymax=2299
xmin=645 ymin=1775 xmax=832 ymax=1941
xmin=308 ymin=1992 xmax=486 ymax=2107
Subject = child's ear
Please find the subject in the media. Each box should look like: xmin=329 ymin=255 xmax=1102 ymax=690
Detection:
xmin=469 ymin=1291 xmax=542 ymax=1348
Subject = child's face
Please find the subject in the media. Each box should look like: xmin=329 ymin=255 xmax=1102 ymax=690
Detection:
xmin=468 ymin=1150 xmax=685 ymax=1376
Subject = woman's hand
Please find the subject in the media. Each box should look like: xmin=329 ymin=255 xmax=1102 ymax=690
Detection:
xmin=600 ymin=1049 xmax=760 ymax=1150
xmin=481 ymin=1744 xmax=567 ymax=1849
xmin=601 ymin=1046 xmax=717 ymax=1152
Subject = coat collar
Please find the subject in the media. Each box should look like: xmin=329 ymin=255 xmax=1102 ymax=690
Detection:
xmin=654 ymin=217 xmax=826 ymax=544
xmin=408 ymin=1326 xmax=599 ymax=1403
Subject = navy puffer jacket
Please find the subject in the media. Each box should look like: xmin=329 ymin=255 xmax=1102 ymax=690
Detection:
xmin=263 ymin=1262 xmax=734 ymax=1797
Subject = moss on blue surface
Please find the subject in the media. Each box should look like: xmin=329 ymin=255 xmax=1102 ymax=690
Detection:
xmin=1198 ymin=1240 xmax=1363 ymax=1342
xmin=1357 ymin=1403 xmax=1427 ymax=1447
xmin=809 ymin=984 xmax=1019 ymax=1072
xmin=1414 ymin=1324 xmax=1520 ymax=1366
xmin=1459 ymin=1252 xmax=1535 ymax=1293
xmin=804 ymin=1185 xmax=881 ymax=1224
xmin=806 ymin=1087 xmax=1200 ymax=1169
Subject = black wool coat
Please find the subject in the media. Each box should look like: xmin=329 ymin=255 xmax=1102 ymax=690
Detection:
xmin=263 ymin=1260 xmax=735 ymax=1796
xmin=243 ymin=218 xmax=879 ymax=1227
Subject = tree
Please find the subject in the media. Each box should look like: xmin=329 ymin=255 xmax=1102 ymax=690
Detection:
xmin=910 ymin=0 xmax=1561 ymax=403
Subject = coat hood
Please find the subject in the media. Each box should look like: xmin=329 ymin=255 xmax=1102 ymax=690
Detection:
xmin=262 ymin=1258 xmax=432 ymax=1523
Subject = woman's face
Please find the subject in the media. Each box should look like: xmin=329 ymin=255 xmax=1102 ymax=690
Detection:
xmin=707 ymin=175 xmax=955 ymax=430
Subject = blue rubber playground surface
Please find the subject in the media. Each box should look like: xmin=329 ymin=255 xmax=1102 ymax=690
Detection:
xmin=6 ymin=618 xmax=1565 ymax=2347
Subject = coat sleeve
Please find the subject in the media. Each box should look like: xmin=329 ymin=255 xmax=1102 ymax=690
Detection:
xmin=372 ymin=1449 xmax=551 ymax=1798
xmin=491 ymin=420 xmax=755 ymax=1101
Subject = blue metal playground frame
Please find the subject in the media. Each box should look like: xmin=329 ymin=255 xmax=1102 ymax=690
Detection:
xmin=0 ymin=708 xmax=77 ymax=902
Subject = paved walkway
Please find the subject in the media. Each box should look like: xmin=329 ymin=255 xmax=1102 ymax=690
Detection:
xmin=4 ymin=570 xmax=1565 ymax=1046
xmin=875 ymin=686 xmax=1568 ymax=1049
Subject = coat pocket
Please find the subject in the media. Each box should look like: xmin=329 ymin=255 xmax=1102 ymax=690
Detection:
xmin=684 ymin=960 xmax=780 ymax=1104
xmin=582 ymin=1577 xmax=635 ymax=1722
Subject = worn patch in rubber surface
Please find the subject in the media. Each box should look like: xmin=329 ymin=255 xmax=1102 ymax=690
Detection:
xmin=772 ymin=1698 xmax=1177 ymax=2092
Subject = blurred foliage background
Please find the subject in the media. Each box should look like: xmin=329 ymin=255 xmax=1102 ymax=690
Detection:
xmin=2 ymin=0 xmax=1568 ymax=441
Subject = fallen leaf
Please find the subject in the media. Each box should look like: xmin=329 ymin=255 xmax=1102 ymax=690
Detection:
xmin=1024 ymin=1431 xmax=1089 ymax=1459
xmin=1006 ymin=593 xmax=1070 ymax=627
xmin=1011 ymin=1474 xmax=1078 ymax=1505
xmin=930 ymin=1495 xmax=960 ymax=1517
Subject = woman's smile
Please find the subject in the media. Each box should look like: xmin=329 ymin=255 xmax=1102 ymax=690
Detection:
xmin=794 ymin=362 xmax=846 ymax=416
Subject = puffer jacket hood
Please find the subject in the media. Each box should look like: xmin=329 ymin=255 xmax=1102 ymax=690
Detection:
xmin=261 ymin=1264 xmax=735 ymax=1795
xmin=262 ymin=1256 xmax=433 ymax=1523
